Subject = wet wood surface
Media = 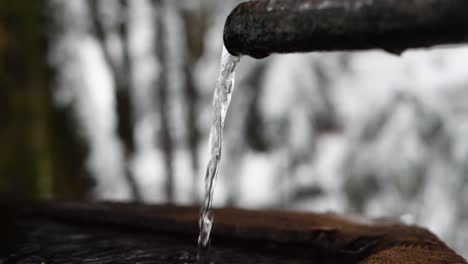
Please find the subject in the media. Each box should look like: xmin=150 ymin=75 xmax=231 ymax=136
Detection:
xmin=0 ymin=201 xmax=465 ymax=263
xmin=223 ymin=0 xmax=468 ymax=58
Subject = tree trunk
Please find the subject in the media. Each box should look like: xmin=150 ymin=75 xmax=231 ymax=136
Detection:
xmin=154 ymin=0 xmax=175 ymax=202
xmin=181 ymin=10 xmax=205 ymax=202
xmin=88 ymin=0 xmax=141 ymax=201
xmin=0 ymin=0 xmax=93 ymax=200
xmin=0 ymin=0 xmax=52 ymax=199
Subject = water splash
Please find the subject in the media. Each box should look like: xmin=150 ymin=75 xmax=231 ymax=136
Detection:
xmin=198 ymin=46 xmax=241 ymax=249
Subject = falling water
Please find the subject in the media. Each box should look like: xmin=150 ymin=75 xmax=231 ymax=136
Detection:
xmin=198 ymin=46 xmax=241 ymax=249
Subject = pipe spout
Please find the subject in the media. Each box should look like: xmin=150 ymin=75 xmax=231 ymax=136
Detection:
xmin=223 ymin=0 xmax=468 ymax=58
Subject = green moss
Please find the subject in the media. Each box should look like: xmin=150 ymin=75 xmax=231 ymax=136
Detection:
xmin=0 ymin=0 xmax=52 ymax=199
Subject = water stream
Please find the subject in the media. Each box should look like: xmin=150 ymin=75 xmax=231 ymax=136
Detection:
xmin=198 ymin=46 xmax=241 ymax=250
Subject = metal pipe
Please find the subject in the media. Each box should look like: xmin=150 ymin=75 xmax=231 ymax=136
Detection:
xmin=223 ymin=0 xmax=468 ymax=58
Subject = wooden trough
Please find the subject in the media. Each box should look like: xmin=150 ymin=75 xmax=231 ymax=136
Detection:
xmin=0 ymin=201 xmax=465 ymax=263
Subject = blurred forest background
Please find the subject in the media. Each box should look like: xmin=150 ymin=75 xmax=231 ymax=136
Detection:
xmin=2 ymin=0 xmax=468 ymax=256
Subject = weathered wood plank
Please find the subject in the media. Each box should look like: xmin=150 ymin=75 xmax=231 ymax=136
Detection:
xmin=0 ymin=202 xmax=465 ymax=263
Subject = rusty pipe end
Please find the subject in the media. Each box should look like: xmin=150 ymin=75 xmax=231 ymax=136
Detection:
xmin=223 ymin=0 xmax=468 ymax=59
xmin=223 ymin=2 xmax=273 ymax=59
